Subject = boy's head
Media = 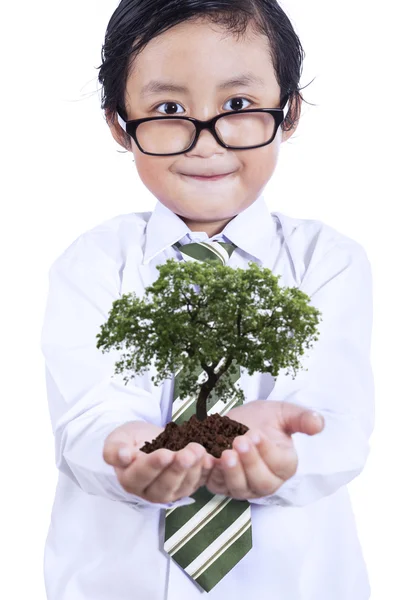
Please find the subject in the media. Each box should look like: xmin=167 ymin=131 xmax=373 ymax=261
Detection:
xmin=98 ymin=1 xmax=309 ymax=235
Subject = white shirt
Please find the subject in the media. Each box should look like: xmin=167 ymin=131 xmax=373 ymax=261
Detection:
xmin=40 ymin=192 xmax=374 ymax=600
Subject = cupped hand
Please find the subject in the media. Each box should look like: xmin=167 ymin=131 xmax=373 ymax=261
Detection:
xmin=103 ymin=421 xmax=214 ymax=503
xmin=205 ymin=400 xmax=325 ymax=499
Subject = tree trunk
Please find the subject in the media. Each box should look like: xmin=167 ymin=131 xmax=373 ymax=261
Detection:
xmin=196 ymin=382 xmax=214 ymax=421
xmin=196 ymin=357 xmax=233 ymax=420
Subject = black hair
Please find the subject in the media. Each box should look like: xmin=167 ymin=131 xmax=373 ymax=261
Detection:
xmin=97 ymin=0 xmax=314 ymax=150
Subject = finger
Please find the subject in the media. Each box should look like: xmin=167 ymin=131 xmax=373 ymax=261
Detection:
xmin=281 ymin=403 xmax=325 ymax=436
xmin=233 ymin=433 xmax=278 ymax=497
xmin=256 ymin=431 xmax=298 ymax=483
xmin=144 ymin=444 xmax=204 ymax=503
xmin=103 ymin=432 xmax=140 ymax=468
xmin=206 ymin=461 xmax=229 ymax=496
xmin=203 ymin=452 xmax=215 ymax=471
xmin=219 ymin=449 xmax=249 ymax=499
xmin=197 ymin=453 xmax=216 ymax=488
xmin=117 ymin=449 xmax=174 ymax=495
xmin=174 ymin=459 xmax=205 ymax=499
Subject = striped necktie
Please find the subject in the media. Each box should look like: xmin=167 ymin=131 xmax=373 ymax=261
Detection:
xmin=164 ymin=240 xmax=252 ymax=592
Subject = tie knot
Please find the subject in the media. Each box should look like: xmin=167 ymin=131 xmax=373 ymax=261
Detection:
xmin=173 ymin=241 xmax=237 ymax=266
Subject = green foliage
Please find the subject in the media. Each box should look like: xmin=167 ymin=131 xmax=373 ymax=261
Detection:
xmin=96 ymin=259 xmax=322 ymax=410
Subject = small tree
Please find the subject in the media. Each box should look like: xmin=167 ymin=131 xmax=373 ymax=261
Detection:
xmin=96 ymin=260 xmax=322 ymax=421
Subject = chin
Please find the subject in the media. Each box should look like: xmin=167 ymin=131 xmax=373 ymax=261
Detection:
xmin=183 ymin=208 xmax=233 ymax=222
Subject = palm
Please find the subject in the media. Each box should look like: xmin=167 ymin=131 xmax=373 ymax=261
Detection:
xmin=203 ymin=400 xmax=324 ymax=498
xmin=228 ymin=399 xmax=324 ymax=447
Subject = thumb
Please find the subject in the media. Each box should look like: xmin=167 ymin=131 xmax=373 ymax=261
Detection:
xmin=103 ymin=428 xmax=139 ymax=467
xmin=281 ymin=403 xmax=325 ymax=436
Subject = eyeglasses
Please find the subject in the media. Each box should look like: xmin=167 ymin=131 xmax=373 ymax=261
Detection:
xmin=116 ymin=93 xmax=290 ymax=156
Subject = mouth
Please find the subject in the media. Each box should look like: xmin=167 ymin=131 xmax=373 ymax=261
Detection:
xmin=180 ymin=172 xmax=235 ymax=182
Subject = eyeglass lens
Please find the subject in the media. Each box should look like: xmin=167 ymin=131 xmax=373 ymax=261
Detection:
xmin=135 ymin=112 xmax=276 ymax=154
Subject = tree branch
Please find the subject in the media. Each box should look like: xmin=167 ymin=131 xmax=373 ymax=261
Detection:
xmin=196 ymin=319 xmax=216 ymax=330
xmin=200 ymin=357 xmax=221 ymax=378
xmin=237 ymin=309 xmax=242 ymax=338
xmin=240 ymin=307 xmax=280 ymax=339
xmin=214 ymin=355 xmax=234 ymax=380
xmin=182 ymin=291 xmax=193 ymax=316
xmin=200 ymin=360 xmax=214 ymax=378
xmin=182 ymin=292 xmax=215 ymax=331
xmin=182 ymin=290 xmax=207 ymax=311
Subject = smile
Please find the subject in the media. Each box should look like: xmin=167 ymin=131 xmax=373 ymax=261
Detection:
xmin=180 ymin=172 xmax=235 ymax=182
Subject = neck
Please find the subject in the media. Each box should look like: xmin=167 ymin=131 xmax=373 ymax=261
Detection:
xmin=180 ymin=216 xmax=234 ymax=237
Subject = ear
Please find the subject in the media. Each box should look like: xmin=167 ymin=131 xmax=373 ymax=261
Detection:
xmin=105 ymin=109 xmax=131 ymax=150
xmin=281 ymin=95 xmax=303 ymax=143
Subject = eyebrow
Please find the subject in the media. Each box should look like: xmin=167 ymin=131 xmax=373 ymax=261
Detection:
xmin=140 ymin=73 xmax=265 ymax=98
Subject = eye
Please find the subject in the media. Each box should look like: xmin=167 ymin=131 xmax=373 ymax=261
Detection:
xmin=154 ymin=102 xmax=185 ymax=115
xmin=223 ymin=97 xmax=252 ymax=111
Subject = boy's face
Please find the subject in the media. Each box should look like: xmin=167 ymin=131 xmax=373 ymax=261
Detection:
xmin=108 ymin=19 xmax=299 ymax=235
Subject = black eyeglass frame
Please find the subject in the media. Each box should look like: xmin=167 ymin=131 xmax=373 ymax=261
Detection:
xmin=116 ymin=93 xmax=291 ymax=156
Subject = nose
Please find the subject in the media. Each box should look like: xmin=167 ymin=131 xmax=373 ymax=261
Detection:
xmin=186 ymin=125 xmax=224 ymax=157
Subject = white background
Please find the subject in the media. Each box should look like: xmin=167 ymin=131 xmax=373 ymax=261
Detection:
xmin=1 ymin=1 xmax=398 ymax=598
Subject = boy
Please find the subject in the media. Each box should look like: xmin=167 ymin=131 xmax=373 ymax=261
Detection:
xmin=41 ymin=2 xmax=374 ymax=599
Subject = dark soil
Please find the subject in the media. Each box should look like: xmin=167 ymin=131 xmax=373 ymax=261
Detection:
xmin=140 ymin=413 xmax=249 ymax=458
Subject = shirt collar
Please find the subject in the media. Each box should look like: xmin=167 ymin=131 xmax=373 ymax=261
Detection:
xmin=142 ymin=191 xmax=275 ymax=265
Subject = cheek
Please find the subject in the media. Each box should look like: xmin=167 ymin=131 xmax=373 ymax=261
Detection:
xmin=241 ymin=141 xmax=280 ymax=181
xmin=132 ymin=136 xmax=281 ymax=201
xmin=133 ymin=152 xmax=173 ymax=192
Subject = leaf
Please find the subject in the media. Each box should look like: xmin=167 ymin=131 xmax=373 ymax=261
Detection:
xmin=96 ymin=259 xmax=323 ymax=405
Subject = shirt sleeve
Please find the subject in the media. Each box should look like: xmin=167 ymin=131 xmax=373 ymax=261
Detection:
xmin=40 ymin=233 xmax=195 ymax=512
xmin=249 ymin=239 xmax=375 ymax=508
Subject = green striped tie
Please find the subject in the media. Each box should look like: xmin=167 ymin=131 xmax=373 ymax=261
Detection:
xmin=164 ymin=240 xmax=252 ymax=592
